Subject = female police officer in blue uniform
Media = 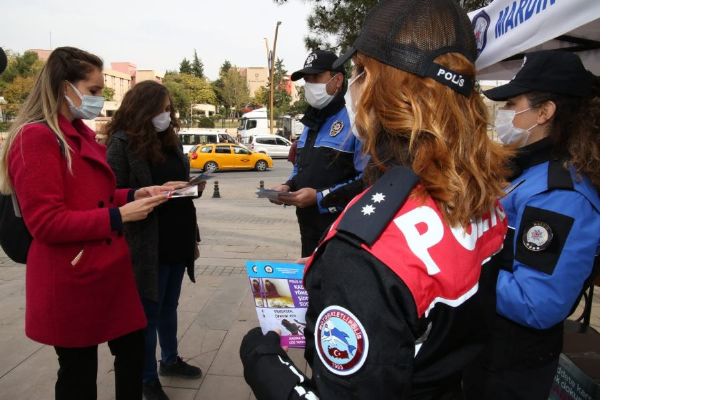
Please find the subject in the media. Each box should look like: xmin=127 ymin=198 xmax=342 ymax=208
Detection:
xmin=464 ymin=50 xmax=600 ymax=400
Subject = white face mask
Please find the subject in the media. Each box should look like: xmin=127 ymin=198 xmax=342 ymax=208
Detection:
xmin=304 ymin=74 xmax=337 ymax=109
xmin=152 ymin=111 xmax=171 ymax=132
xmin=344 ymin=71 xmax=365 ymax=139
xmin=65 ymin=82 xmax=104 ymax=120
xmin=494 ymin=108 xmax=538 ymax=147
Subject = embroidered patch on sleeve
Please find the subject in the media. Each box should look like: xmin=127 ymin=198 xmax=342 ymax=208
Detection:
xmin=315 ymin=305 xmax=369 ymax=376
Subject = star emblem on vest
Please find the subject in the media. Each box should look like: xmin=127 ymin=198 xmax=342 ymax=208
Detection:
xmin=371 ymin=193 xmax=385 ymax=203
xmin=361 ymin=204 xmax=375 ymax=216
xmin=330 ymin=121 xmax=344 ymax=137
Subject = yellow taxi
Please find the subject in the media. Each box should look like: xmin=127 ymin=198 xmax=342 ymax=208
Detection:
xmin=189 ymin=143 xmax=273 ymax=172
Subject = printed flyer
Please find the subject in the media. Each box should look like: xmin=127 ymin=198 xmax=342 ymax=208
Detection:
xmin=246 ymin=261 xmax=308 ymax=349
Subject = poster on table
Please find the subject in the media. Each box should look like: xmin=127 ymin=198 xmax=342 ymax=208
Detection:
xmin=246 ymin=260 xmax=308 ymax=349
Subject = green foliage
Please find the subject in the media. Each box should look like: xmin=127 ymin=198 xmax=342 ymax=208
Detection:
xmin=179 ymin=58 xmax=192 ymax=74
xmin=191 ymin=50 xmax=205 ymax=78
xmin=288 ymin=85 xmax=309 ymax=115
xmin=198 ymin=117 xmax=215 ymax=128
xmin=220 ymin=60 xmax=232 ymax=76
xmin=215 ymin=68 xmax=250 ymax=118
xmin=0 ymin=50 xmax=43 ymax=92
xmin=274 ymin=0 xmax=490 ymax=54
xmin=163 ymin=73 xmax=216 ymax=125
xmin=253 ymin=59 xmax=292 ymax=118
xmin=2 ymin=75 xmax=35 ymax=116
xmin=102 ymin=87 xmax=115 ymax=101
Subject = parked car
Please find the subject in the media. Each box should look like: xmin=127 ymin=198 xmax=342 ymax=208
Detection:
xmin=188 ymin=143 xmax=273 ymax=172
xmin=247 ymin=135 xmax=292 ymax=158
xmin=179 ymin=130 xmax=236 ymax=154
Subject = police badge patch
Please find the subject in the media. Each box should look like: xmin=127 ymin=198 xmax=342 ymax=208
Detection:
xmin=315 ymin=305 xmax=369 ymax=376
xmin=305 ymin=53 xmax=317 ymax=68
xmin=330 ymin=121 xmax=344 ymax=137
xmin=522 ymin=221 xmax=553 ymax=252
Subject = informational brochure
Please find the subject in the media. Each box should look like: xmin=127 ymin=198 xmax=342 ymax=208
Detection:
xmin=165 ymin=185 xmax=198 ymax=198
xmin=246 ymin=261 xmax=308 ymax=349
xmin=255 ymin=188 xmax=283 ymax=201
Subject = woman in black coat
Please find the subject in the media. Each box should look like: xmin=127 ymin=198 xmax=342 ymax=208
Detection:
xmin=105 ymin=81 xmax=204 ymax=400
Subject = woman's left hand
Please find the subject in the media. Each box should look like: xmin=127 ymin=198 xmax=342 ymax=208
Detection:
xmin=135 ymin=185 xmax=175 ymax=200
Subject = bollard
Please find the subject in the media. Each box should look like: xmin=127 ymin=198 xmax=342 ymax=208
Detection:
xmin=259 ymin=180 xmax=264 ymax=190
xmin=212 ymin=181 xmax=221 ymax=198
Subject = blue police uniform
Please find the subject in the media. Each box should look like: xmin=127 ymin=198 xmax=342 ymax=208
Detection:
xmin=464 ymin=138 xmax=600 ymax=400
xmin=285 ymin=101 xmax=368 ymax=256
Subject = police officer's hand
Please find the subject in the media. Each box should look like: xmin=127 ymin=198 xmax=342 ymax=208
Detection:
xmin=269 ymin=184 xmax=290 ymax=205
xmin=278 ymin=188 xmax=316 ymax=208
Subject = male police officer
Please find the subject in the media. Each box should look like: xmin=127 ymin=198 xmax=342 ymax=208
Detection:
xmin=271 ymin=49 xmax=367 ymax=257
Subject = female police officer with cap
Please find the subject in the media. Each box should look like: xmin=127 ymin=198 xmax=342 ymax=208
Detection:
xmin=463 ymin=50 xmax=600 ymax=400
xmin=239 ymin=0 xmax=511 ymax=398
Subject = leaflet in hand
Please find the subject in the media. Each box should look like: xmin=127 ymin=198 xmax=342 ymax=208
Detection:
xmin=246 ymin=261 xmax=308 ymax=349
xmin=166 ymin=185 xmax=198 ymax=198
xmin=256 ymin=188 xmax=283 ymax=201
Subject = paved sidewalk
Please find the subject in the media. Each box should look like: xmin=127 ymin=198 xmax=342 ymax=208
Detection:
xmin=0 ymin=167 xmax=599 ymax=399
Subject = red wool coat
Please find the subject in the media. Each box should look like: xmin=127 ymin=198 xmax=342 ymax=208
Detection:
xmin=8 ymin=116 xmax=147 ymax=347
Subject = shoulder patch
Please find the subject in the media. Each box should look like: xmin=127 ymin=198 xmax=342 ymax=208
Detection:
xmin=515 ymin=206 xmax=574 ymax=275
xmin=337 ymin=166 xmax=419 ymax=246
xmin=315 ymin=306 xmax=369 ymax=376
xmin=330 ymin=120 xmax=344 ymax=137
xmin=547 ymin=159 xmax=574 ymax=190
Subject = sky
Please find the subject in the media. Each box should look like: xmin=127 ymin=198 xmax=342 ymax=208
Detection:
xmin=0 ymin=0 xmax=315 ymax=81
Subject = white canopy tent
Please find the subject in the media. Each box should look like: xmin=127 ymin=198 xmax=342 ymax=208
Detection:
xmin=468 ymin=0 xmax=599 ymax=80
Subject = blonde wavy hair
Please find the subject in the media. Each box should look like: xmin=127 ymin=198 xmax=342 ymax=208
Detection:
xmin=354 ymin=52 xmax=511 ymax=227
xmin=0 ymin=47 xmax=103 ymax=194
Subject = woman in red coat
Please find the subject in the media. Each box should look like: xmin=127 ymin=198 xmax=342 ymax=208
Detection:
xmin=0 ymin=47 xmax=170 ymax=400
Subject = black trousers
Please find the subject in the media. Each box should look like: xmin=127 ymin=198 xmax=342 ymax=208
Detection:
xmin=54 ymin=329 xmax=144 ymax=400
xmin=296 ymin=206 xmax=339 ymax=257
xmin=463 ymin=357 xmax=558 ymax=400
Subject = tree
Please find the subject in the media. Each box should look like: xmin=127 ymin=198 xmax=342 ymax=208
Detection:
xmin=102 ymin=87 xmax=115 ymax=101
xmin=179 ymin=58 xmax=192 ymax=74
xmin=3 ymin=76 xmax=35 ymax=116
xmin=0 ymin=50 xmax=44 ymax=92
xmin=217 ymin=68 xmax=250 ymax=119
xmin=254 ymin=58 xmax=291 ymax=118
xmin=274 ymin=0 xmax=490 ymax=54
xmin=163 ymin=72 xmax=216 ymax=126
xmin=191 ymin=50 xmax=204 ymax=78
xmin=220 ymin=60 xmax=232 ymax=76
xmin=288 ymin=85 xmax=309 ymax=115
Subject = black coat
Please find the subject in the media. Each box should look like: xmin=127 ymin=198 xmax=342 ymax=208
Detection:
xmin=105 ymin=131 xmax=197 ymax=302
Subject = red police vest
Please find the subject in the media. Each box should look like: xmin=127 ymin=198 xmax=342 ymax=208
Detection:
xmin=308 ymin=188 xmax=508 ymax=318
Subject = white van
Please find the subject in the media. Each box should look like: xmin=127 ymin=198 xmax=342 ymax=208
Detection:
xmin=178 ymin=130 xmax=235 ymax=154
xmin=238 ymin=108 xmax=271 ymax=143
xmin=247 ymin=135 xmax=292 ymax=158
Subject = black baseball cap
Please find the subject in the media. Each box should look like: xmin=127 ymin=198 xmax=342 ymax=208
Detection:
xmin=484 ymin=50 xmax=599 ymax=101
xmin=0 ymin=48 xmax=7 ymax=75
xmin=291 ymin=49 xmax=345 ymax=81
xmin=332 ymin=0 xmax=477 ymax=96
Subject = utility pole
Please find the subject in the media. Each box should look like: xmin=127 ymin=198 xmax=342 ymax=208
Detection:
xmin=268 ymin=21 xmax=282 ymax=135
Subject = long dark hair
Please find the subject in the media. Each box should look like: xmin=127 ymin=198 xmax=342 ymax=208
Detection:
xmin=525 ymin=90 xmax=600 ymax=189
xmin=105 ymin=80 xmax=180 ymax=163
xmin=1 ymin=47 xmax=103 ymax=193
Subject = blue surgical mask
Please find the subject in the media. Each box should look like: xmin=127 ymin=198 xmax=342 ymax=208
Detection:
xmin=65 ymin=82 xmax=104 ymax=120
